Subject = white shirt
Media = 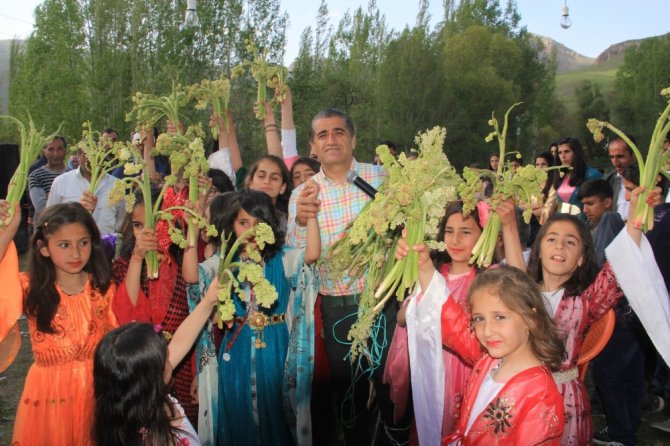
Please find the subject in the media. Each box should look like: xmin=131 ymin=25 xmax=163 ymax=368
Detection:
xmin=207 ymin=149 xmax=237 ymax=188
xmin=46 ymin=168 xmax=125 ymax=234
xmin=465 ymin=367 xmax=505 ymax=435
xmin=542 ymin=288 xmax=565 ymax=317
xmin=616 ymin=177 xmax=630 ymax=220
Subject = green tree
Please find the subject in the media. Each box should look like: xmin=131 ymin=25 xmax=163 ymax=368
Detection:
xmin=9 ymin=0 xmax=88 ymax=141
xmin=612 ymin=33 xmax=670 ymax=152
xmin=575 ymin=80 xmax=610 ymax=158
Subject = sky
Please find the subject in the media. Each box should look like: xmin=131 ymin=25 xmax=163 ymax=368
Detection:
xmin=1 ymin=0 xmax=668 ymax=62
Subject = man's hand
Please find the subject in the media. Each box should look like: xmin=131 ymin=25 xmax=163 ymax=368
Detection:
xmin=295 ymin=184 xmax=320 ymax=227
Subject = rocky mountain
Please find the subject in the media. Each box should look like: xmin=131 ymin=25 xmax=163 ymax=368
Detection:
xmin=594 ymin=38 xmax=645 ymax=65
xmin=535 ymin=35 xmax=595 ymax=73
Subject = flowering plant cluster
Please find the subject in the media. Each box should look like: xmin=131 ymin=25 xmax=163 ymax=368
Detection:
xmin=231 ymin=40 xmax=288 ymax=120
xmin=188 ymin=76 xmax=231 ymax=139
xmin=459 ymin=103 xmax=546 ymax=268
xmin=109 ymin=142 xmax=216 ymax=279
xmin=0 ymin=115 xmax=60 ymax=226
xmin=125 ymin=82 xmax=189 ymax=134
xmin=587 ymin=86 xmax=670 ymax=231
xmin=215 ymin=223 xmax=278 ymax=323
xmin=152 ymin=125 xmax=210 ymax=248
xmin=329 ymin=126 xmax=460 ymax=357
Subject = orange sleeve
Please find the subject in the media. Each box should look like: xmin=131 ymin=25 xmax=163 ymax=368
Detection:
xmin=0 ymin=242 xmax=24 ymax=341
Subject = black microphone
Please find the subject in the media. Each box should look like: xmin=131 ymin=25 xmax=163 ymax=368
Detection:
xmin=346 ymin=170 xmax=378 ymax=199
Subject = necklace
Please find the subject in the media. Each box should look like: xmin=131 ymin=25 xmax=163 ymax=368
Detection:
xmin=58 ymin=283 xmax=86 ymax=296
xmin=222 ymin=308 xmax=250 ymax=362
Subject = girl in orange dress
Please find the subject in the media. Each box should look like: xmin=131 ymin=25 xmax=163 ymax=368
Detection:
xmin=0 ymin=201 xmax=117 ymax=446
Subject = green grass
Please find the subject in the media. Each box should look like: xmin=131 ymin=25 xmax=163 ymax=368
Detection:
xmin=555 ymin=66 xmax=619 ymax=114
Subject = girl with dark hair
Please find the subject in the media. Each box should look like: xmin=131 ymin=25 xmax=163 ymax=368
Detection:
xmin=527 ymin=151 xmax=557 ymax=246
xmin=93 ymin=280 xmax=219 ymax=446
xmin=290 ymin=156 xmax=320 ymax=188
xmin=385 ymin=200 xmax=525 ymax=444
xmin=550 ymin=137 xmax=601 ymax=213
xmin=246 ymin=155 xmax=292 ymax=224
xmin=183 ymin=188 xmax=320 ymax=445
xmin=0 ymin=201 xmax=117 ymax=445
xmin=521 ymin=185 xmax=669 ymax=445
xmin=111 ymin=188 xmax=198 ymax=425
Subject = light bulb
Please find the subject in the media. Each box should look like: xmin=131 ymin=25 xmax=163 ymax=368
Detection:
xmin=560 ymin=5 xmax=572 ymax=29
xmin=182 ymin=0 xmax=199 ymax=29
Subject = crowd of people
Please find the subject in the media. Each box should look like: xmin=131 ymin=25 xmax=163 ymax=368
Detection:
xmin=1 ymin=88 xmax=670 ymax=446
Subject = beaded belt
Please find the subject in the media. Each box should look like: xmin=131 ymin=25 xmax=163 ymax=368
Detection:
xmin=234 ymin=312 xmax=286 ymax=349
xmin=235 ymin=312 xmax=285 ymax=329
xmin=552 ymin=367 xmax=578 ymax=385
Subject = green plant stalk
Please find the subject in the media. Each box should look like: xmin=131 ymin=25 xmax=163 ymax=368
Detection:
xmin=601 ymin=112 xmax=670 ymax=231
xmin=256 ymin=76 xmax=267 ymax=120
xmin=1 ymin=116 xmax=59 ymax=226
xmin=139 ymin=172 xmax=160 ymax=279
xmin=470 ymin=213 xmax=501 ymax=268
xmin=187 ymin=175 xmax=199 ymax=248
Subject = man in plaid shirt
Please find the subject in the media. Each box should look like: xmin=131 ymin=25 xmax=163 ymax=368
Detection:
xmin=287 ymin=109 xmax=385 ymax=444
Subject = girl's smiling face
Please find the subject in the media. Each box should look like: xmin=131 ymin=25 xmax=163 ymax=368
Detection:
xmin=539 ymin=220 xmax=584 ymax=284
xmin=39 ymin=222 xmax=92 ymax=276
xmin=471 ymin=288 xmax=532 ymax=363
xmin=443 ymin=212 xmax=482 ymax=268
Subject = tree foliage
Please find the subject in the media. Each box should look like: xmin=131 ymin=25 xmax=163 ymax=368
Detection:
xmin=612 ymin=33 xmax=670 ymax=152
xmin=7 ymin=0 xmax=564 ymax=170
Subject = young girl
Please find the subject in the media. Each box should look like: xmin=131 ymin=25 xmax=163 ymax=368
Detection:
xmin=0 ymin=201 xmax=117 ymax=445
xmin=442 ymin=267 xmax=565 ymax=445
xmin=111 ymin=189 xmax=198 ymax=424
xmin=246 ymin=155 xmax=292 ymax=228
xmin=290 ymin=156 xmax=320 ymax=188
xmin=386 ymin=200 xmax=524 ymax=445
xmin=93 ymin=278 xmax=219 ymax=446
xmin=183 ymin=187 xmax=320 ymax=445
xmin=524 ymin=185 xmax=668 ymax=445
xmin=397 ymin=233 xmax=566 ymax=444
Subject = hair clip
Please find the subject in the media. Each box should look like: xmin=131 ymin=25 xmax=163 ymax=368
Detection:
xmin=139 ymin=427 xmax=149 ymax=441
xmin=153 ymin=324 xmax=163 ymax=334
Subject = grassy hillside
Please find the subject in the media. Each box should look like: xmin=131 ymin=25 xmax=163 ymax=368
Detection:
xmin=555 ymin=57 xmax=622 ymax=116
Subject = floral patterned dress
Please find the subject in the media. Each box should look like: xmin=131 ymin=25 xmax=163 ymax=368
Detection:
xmin=550 ymin=262 xmax=623 ymax=445
xmin=440 ymin=286 xmax=564 ymax=445
xmin=2 ymin=249 xmax=117 ymax=446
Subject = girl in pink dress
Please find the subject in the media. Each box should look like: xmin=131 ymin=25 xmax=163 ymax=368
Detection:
xmin=524 ymin=186 xmax=666 ymax=445
xmin=385 ymin=200 xmax=525 ymax=445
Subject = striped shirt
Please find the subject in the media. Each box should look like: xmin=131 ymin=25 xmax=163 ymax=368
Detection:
xmin=286 ymin=159 xmax=384 ymax=295
xmin=28 ymin=165 xmax=69 ymax=221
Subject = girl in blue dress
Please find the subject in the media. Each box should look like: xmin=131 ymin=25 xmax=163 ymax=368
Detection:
xmin=184 ymin=187 xmax=320 ymax=445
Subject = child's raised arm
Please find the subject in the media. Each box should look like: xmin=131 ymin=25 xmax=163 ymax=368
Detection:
xmin=496 ymin=199 xmax=526 ymax=272
xmin=182 ymin=199 xmax=203 ymax=284
xmin=626 ymin=185 xmax=663 ymax=245
xmin=168 ymin=278 xmax=219 ymax=367
xmin=0 ymin=200 xmax=21 ymax=262
xmin=303 ymin=180 xmax=321 ymax=265
xmin=125 ymin=228 xmax=158 ymax=305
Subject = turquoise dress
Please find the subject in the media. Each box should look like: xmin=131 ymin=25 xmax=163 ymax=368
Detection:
xmin=216 ymin=250 xmax=295 ymax=446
